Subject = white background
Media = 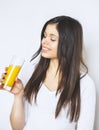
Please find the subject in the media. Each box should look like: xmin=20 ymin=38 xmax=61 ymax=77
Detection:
xmin=0 ymin=0 xmax=99 ymax=130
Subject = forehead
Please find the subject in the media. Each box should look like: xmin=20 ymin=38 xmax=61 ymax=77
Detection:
xmin=45 ymin=24 xmax=59 ymax=36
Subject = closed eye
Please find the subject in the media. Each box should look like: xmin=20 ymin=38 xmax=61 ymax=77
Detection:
xmin=50 ymin=39 xmax=56 ymax=42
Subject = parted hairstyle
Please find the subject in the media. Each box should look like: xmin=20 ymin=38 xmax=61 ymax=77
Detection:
xmin=24 ymin=15 xmax=88 ymax=122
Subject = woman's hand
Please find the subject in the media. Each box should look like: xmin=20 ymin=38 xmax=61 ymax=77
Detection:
xmin=0 ymin=67 xmax=24 ymax=97
xmin=0 ymin=69 xmax=7 ymax=89
xmin=11 ymin=78 xmax=24 ymax=98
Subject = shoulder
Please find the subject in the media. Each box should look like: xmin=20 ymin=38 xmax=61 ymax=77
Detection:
xmin=80 ymin=73 xmax=96 ymax=99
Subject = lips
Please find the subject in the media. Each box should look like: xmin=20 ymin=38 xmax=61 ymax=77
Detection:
xmin=42 ymin=46 xmax=50 ymax=52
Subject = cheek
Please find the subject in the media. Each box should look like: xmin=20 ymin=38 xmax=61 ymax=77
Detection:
xmin=53 ymin=44 xmax=58 ymax=52
xmin=51 ymin=45 xmax=58 ymax=57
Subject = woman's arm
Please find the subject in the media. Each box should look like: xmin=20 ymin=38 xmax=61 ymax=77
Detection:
xmin=10 ymin=79 xmax=25 ymax=130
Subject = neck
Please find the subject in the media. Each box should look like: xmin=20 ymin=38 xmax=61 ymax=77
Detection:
xmin=47 ymin=59 xmax=59 ymax=77
xmin=49 ymin=59 xmax=58 ymax=71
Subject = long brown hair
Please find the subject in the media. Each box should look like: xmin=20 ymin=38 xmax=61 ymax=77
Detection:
xmin=24 ymin=16 xmax=88 ymax=122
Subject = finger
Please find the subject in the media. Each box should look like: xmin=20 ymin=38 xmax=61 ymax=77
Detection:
xmin=10 ymin=79 xmax=24 ymax=94
xmin=0 ymin=78 xmax=4 ymax=86
xmin=0 ymin=87 xmax=4 ymax=90
xmin=1 ymin=73 xmax=7 ymax=79
xmin=15 ymin=78 xmax=22 ymax=83
xmin=11 ymin=86 xmax=21 ymax=94
xmin=0 ymin=78 xmax=3 ymax=82
xmin=5 ymin=67 xmax=8 ymax=71
xmin=0 ymin=82 xmax=4 ymax=89
xmin=11 ymin=84 xmax=24 ymax=96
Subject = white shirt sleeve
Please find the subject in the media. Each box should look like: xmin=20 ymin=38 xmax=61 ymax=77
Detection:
xmin=77 ymin=74 xmax=96 ymax=130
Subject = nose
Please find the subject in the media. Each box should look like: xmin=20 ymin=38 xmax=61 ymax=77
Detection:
xmin=42 ymin=37 xmax=49 ymax=45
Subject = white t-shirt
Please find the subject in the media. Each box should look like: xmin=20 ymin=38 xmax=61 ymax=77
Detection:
xmin=23 ymin=72 xmax=96 ymax=130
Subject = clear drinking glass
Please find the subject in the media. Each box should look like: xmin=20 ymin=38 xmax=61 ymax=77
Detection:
xmin=2 ymin=55 xmax=25 ymax=91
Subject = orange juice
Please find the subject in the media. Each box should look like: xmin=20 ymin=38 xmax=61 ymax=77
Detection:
xmin=3 ymin=65 xmax=21 ymax=88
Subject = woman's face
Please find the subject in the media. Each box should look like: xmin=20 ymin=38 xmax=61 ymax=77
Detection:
xmin=41 ymin=24 xmax=59 ymax=59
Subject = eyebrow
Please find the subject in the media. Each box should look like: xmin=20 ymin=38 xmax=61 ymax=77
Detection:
xmin=50 ymin=34 xmax=58 ymax=37
xmin=44 ymin=32 xmax=58 ymax=37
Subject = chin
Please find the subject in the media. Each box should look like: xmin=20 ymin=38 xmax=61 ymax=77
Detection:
xmin=41 ymin=53 xmax=50 ymax=58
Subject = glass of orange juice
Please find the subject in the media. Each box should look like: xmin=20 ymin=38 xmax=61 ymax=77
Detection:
xmin=2 ymin=55 xmax=25 ymax=91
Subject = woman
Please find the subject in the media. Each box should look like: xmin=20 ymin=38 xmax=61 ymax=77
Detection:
xmin=8 ymin=16 xmax=96 ymax=130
